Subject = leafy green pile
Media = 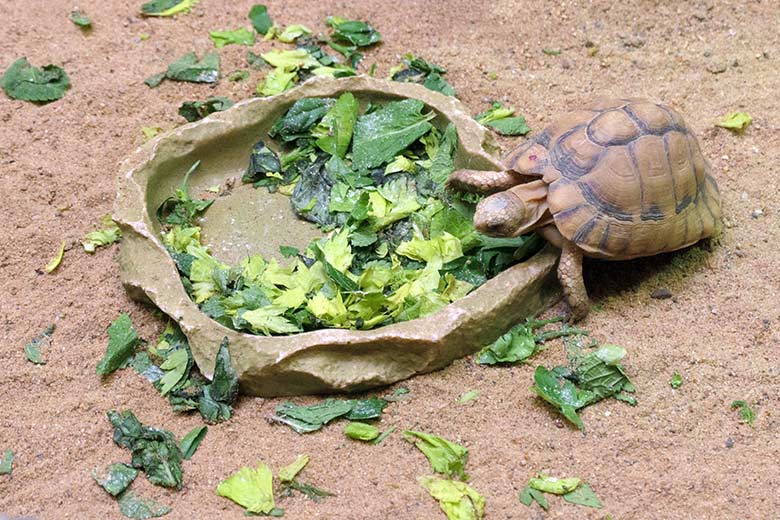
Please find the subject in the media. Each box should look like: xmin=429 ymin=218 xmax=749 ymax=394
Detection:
xmin=1 ymin=58 xmax=70 ymax=103
xmin=533 ymin=343 xmax=637 ymax=430
xmin=476 ymin=316 xmax=586 ymax=365
xmin=159 ymin=96 xmax=539 ymax=336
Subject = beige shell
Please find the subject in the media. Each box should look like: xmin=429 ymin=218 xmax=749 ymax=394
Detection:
xmin=508 ymin=98 xmax=722 ymax=260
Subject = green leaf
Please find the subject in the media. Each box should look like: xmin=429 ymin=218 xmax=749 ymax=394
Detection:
xmin=242 ymin=306 xmax=301 ymax=335
xmin=44 ymin=241 xmax=65 ymax=273
xmin=476 ymin=102 xmax=531 ymax=136
xmin=1 ymin=58 xmax=70 ymax=103
xmin=83 ymin=215 xmax=122 ymax=252
xmin=543 ymin=48 xmax=562 ymax=55
xmin=344 ymin=422 xmax=380 ymax=441
xmin=519 ymin=485 xmax=549 ymax=510
xmin=243 ymin=140 xmax=281 ymax=183
xmin=573 ymin=345 xmax=636 ymax=406
xmin=326 ymin=17 xmax=382 ymax=47
xmin=418 ymin=477 xmax=485 ymax=520
xmin=93 ymin=463 xmax=138 ymax=496
xmin=346 ymin=397 xmax=388 ymax=420
xmin=531 ymin=366 xmax=590 ymax=430
xmin=140 ymin=0 xmax=197 ymax=17
xmin=287 ymin=480 xmax=335 ymax=502
xmin=278 ymin=454 xmax=309 ymax=482
xmin=216 ymin=463 xmax=275 ymax=514
xmin=529 ymin=474 xmax=581 ymax=495
xmin=477 ymin=323 xmax=537 ymax=365
xmin=198 ymin=338 xmax=239 ymax=423
xmin=178 ymin=96 xmax=233 ymax=122
xmin=423 ymin=72 xmax=456 ymax=96
xmin=166 ymin=52 xmax=219 ymax=83
xmin=670 ymin=372 xmax=683 ymax=389
xmin=731 ymin=400 xmax=756 ymax=426
xmin=269 ymin=97 xmax=335 ymax=141
xmin=273 ymin=399 xmax=354 ymax=433
xmin=24 ymin=324 xmax=54 ymax=365
xmin=210 ymin=27 xmax=255 ymax=48
xmin=257 ymin=68 xmax=297 ymax=96
xmin=261 ymin=49 xmax=319 ymax=71
xmin=69 ymin=10 xmax=91 ymax=28
xmin=314 ymin=92 xmax=358 ymax=158
xmin=117 ymin=492 xmax=172 ymax=519
xmin=716 ymin=112 xmax=752 ymax=133
xmin=563 ymin=482 xmax=602 ymax=508
xmin=156 ymin=161 xmax=214 ymax=226
xmin=429 ymin=124 xmax=458 ymax=184
xmin=0 ymin=449 xmax=14 ymax=475
xmin=107 ymin=410 xmax=184 ymax=489
xmin=391 ymin=55 xmax=455 ymax=96
xmin=97 ymin=314 xmax=142 ymax=376
xmin=179 ymin=426 xmax=207 ymax=460
xmin=144 ymin=72 xmax=166 ymax=88
xmin=352 ymin=99 xmax=435 ymax=169
xmin=403 ymin=431 xmax=469 ymax=481
xmin=457 ymin=390 xmax=480 ymax=404
xmin=248 ymin=4 xmax=273 ymax=34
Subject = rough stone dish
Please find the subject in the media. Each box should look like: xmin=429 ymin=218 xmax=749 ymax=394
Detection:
xmin=114 ymin=75 xmax=560 ymax=396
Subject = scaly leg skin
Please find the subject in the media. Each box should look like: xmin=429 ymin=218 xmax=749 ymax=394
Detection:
xmin=558 ymin=239 xmax=589 ymax=322
xmin=446 ymin=169 xmax=522 ymax=195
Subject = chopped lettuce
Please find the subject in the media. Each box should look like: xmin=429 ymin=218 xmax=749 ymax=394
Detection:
xmin=210 ymin=27 xmax=255 ymax=48
xmin=403 ymin=431 xmax=469 ymax=480
xmin=83 ymin=215 xmax=122 ymax=253
xmin=216 ymin=463 xmax=275 ymax=514
xmin=140 ymin=0 xmax=197 ymax=16
xmin=419 ymin=477 xmax=485 ymax=520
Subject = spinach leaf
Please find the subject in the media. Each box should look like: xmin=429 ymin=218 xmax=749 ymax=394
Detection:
xmin=243 ymin=141 xmax=281 ymax=183
xmin=179 ymin=426 xmax=207 ymax=459
xmin=97 ymin=314 xmax=142 ymax=376
xmin=117 ymin=492 xmax=172 ymax=518
xmin=178 ymin=97 xmax=233 ymax=122
xmin=272 ymin=397 xmax=387 ymax=433
xmin=1 ymin=58 xmax=70 ymax=103
xmin=290 ymin=154 xmax=334 ymax=226
xmin=107 ymin=410 xmax=184 ymax=489
xmin=531 ymin=366 xmax=591 ymax=430
xmin=352 ymin=99 xmax=435 ymax=169
xmin=248 ymin=4 xmax=273 ymax=34
xmin=93 ymin=463 xmax=138 ymax=496
xmin=166 ymin=52 xmax=219 ymax=83
xmin=198 ymin=338 xmax=239 ymax=423
xmin=268 ymin=97 xmax=335 ymax=142
xmin=391 ymin=55 xmax=455 ymax=96
xmin=429 ymin=124 xmax=458 ymax=184
xmin=326 ymin=16 xmax=382 ymax=47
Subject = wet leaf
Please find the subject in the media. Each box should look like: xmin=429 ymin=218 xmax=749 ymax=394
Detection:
xmin=531 ymin=366 xmax=590 ymax=430
xmin=93 ymin=463 xmax=138 ymax=496
xmin=117 ymin=492 xmax=171 ymax=519
xmin=166 ymin=52 xmax=219 ymax=84
xmin=1 ymin=58 xmax=70 ymax=103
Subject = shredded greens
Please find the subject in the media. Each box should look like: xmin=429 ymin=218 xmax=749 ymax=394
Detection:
xmin=158 ymin=96 xmax=540 ymax=337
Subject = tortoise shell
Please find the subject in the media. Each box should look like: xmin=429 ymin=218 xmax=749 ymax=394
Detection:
xmin=506 ymin=98 xmax=721 ymax=260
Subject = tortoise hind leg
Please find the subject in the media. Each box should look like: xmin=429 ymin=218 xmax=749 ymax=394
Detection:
xmin=446 ymin=169 xmax=524 ymax=195
xmin=558 ymin=239 xmax=590 ymax=322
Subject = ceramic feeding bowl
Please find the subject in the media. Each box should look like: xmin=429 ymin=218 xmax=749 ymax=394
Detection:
xmin=114 ymin=75 xmax=559 ymax=397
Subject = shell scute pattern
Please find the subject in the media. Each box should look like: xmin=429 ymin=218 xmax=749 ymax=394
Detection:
xmin=546 ymin=99 xmax=721 ymax=259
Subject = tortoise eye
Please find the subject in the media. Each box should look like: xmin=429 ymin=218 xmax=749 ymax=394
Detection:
xmin=528 ymin=154 xmax=538 ymax=161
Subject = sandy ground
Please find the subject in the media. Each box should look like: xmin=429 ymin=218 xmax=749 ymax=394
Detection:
xmin=2 ymin=0 xmax=780 ymax=518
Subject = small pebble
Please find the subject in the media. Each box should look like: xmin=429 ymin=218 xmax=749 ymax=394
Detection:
xmin=706 ymin=60 xmax=728 ymax=73
xmin=651 ymin=288 xmax=673 ymax=299
xmin=725 ymin=437 xmax=735 ymax=449
xmin=751 ymin=208 xmax=764 ymax=219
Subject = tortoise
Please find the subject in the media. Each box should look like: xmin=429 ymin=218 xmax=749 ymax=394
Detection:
xmin=448 ymin=97 xmax=722 ymax=321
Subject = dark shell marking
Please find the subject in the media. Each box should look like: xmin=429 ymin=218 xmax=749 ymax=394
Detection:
xmin=545 ymin=99 xmax=721 ymax=259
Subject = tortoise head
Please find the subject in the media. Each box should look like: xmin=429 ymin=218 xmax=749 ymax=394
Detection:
xmin=504 ymin=137 xmax=549 ymax=176
xmin=474 ymin=179 xmax=549 ymax=237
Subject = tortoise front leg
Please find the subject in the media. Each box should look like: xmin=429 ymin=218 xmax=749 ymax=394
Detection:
xmin=446 ymin=169 xmax=523 ymax=195
xmin=558 ymin=239 xmax=589 ymax=322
